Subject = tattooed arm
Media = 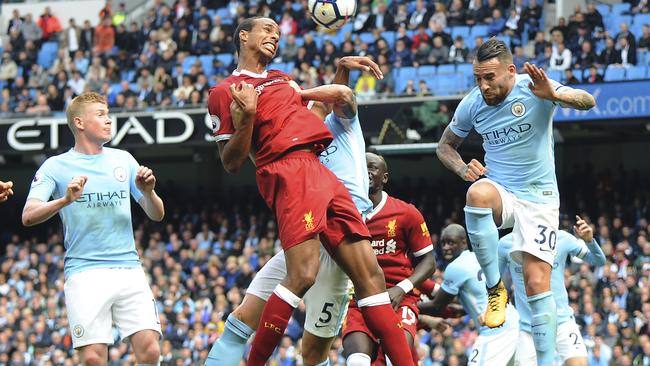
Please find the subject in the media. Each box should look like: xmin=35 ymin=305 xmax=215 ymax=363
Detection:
xmin=552 ymin=87 xmax=596 ymax=110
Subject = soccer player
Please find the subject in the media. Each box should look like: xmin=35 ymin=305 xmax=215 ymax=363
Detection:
xmin=0 ymin=180 xmax=13 ymax=202
xmin=499 ymin=216 xmax=605 ymax=366
xmin=436 ymin=38 xmax=595 ymax=364
xmin=22 ymin=92 xmax=164 ymax=366
xmin=206 ymin=55 xmax=381 ymax=366
xmin=209 ymin=17 xmax=413 ymax=366
xmin=418 ymin=224 xmax=519 ymax=366
xmin=342 ymin=152 xmax=436 ymax=366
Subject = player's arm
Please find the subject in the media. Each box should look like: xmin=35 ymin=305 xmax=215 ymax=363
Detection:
xmin=135 ymin=166 xmax=164 ymax=221
xmin=524 ymin=62 xmax=596 ymax=110
xmin=573 ymin=215 xmax=606 ymax=266
xmin=0 ymin=180 xmax=13 ymax=202
xmin=418 ymin=289 xmax=464 ymax=318
xmin=299 ymin=84 xmax=356 ymax=119
xmin=22 ymin=176 xmax=87 ymax=226
xmin=437 ymin=127 xmax=486 ymax=182
xmin=217 ymin=82 xmax=257 ymax=173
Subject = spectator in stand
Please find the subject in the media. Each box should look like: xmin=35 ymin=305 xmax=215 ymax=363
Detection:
xmin=38 ymin=7 xmax=63 ymax=42
xmin=428 ymin=36 xmax=449 ymax=65
xmin=391 ymin=39 xmax=413 ymax=68
xmin=617 ymin=23 xmax=637 ymax=52
xmin=466 ymin=0 xmax=488 ymax=26
xmin=504 ymin=9 xmax=521 ymax=37
xmin=280 ymin=34 xmax=299 ymax=62
xmin=448 ymin=36 xmax=469 ymax=64
xmin=534 ymin=45 xmax=553 ymax=69
xmin=512 ymin=46 xmax=528 ymax=70
xmin=6 ymin=9 xmax=23 ymax=35
xmin=372 ymin=2 xmax=396 ymax=32
xmin=428 ymin=3 xmax=448 ymax=30
xmin=639 ymin=24 xmax=650 ymax=51
xmin=0 ymin=53 xmax=18 ymax=87
xmin=632 ymin=0 xmax=650 ymax=15
xmin=279 ymin=12 xmax=297 ymax=36
xmin=375 ymin=63 xmax=394 ymax=97
xmin=568 ymin=25 xmax=593 ymax=55
xmin=63 ymin=18 xmax=81 ymax=59
xmin=353 ymin=5 xmax=373 ymax=33
xmin=487 ymin=9 xmax=506 ymax=37
xmin=550 ymin=42 xmax=572 ymax=71
xmin=94 ymin=16 xmax=115 ymax=56
xmin=409 ymin=0 xmax=430 ymax=30
xmin=193 ymin=31 xmax=211 ymax=55
xmin=20 ymin=14 xmax=43 ymax=45
xmin=585 ymin=4 xmax=605 ymax=32
xmin=67 ymin=70 xmax=86 ymax=96
xmin=447 ymin=0 xmax=466 ymax=27
xmin=599 ymin=37 xmax=622 ymax=68
xmin=26 ymin=94 xmax=51 ymax=115
xmin=394 ymin=3 xmax=409 ymax=26
xmin=519 ymin=0 xmax=542 ymax=39
xmin=431 ymin=22 xmax=453 ymax=48
xmin=563 ymin=68 xmax=581 ymax=84
xmin=574 ymin=41 xmax=597 ymax=70
xmin=112 ymin=2 xmax=127 ymax=26
xmin=619 ymin=37 xmax=637 ymax=67
xmin=79 ymin=20 xmax=94 ymax=54
xmin=320 ymin=41 xmax=339 ymax=67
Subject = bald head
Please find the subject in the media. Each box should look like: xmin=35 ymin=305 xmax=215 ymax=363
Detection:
xmin=367 ymin=152 xmax=388 ymax=194
xmin=441 ymin=224 xmax=466 ymax=238
xmin=441 ymin=224 xmax=468 ymax=262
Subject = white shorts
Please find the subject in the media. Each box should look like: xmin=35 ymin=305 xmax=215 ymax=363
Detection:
xmin=482 ymin=179 xmax=559 ymax=265
xmin=246 ymin=246 xmax=350 ymax=338
xmin=515 ymin=320 xmax=588 ymax=365
xmin=556 ymin=319 xmax=588 ymax=362
xmin=515 ymin=330 xmax=537 ymax=366
xmin=469 ymin=327 xmax=518 ymax=366
xmin=64 ymin=267 xmax=162 ymax=348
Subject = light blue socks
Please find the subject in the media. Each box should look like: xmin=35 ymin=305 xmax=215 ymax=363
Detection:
xmin=528 ymin=291 xmax=557 ymax=366
xmin=464 ymin=206 xmax=501 ymax=288
xmin=205 ymin=313 xmax=254 ymax=366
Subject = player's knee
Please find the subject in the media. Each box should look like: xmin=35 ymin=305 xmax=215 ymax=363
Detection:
xmin=286 ymin=262 xmax=319 ymax=294
xmin=466 ymin=182 xmax=497 ymax=207
xmin=524 ymin=275 xmax=548 ymax=295
xmin=81 ymin=352 xmax=105 ymax=366
xmin=302 ymin=348 xmax=329 ymax=366
xmin=136 ymin=339 xmax=161 ymax=364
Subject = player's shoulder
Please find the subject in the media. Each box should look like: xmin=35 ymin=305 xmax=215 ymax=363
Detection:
xmin=387 ymin=195 xmax=419 ymax=214
xmin=457 ymin=86 xmax=483 ymax=114
xmin=103 ymin=146 xmax=132 ymax=158
xmin=39 ymin=151 xmax=69 ymax=170
xmin=268 ymin=69 xmax=291 ymax=79
xmin=557 ymin=230 xmax=578 ymax=249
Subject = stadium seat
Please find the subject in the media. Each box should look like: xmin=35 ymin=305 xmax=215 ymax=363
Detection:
xmin=608 ymin=15 xmax=632 ymax=31
xmin=604 ymin=65 xmax=626 ymax=81
xmin=456 ymin=63 xmax=475 ymax=90
xmin=625 ymin=65 xmax=647 ymax=80
xmin=200 ymin=55 xmax=214 ymax=76
xmin=451 ymin=26 xmax=471 ymax=41
xmin=547 ymin=70 xmax=562 ymax=82
xmin=182 ymin=55 xmax=198 ymax=74
xmin=357 ymin=32 xmax=375 ymax=45
xmin=596 ymin=4 xmax=610 ymax=17
xmin=433 ymin=73 xmax=464 ymax=96
xmin=37 ymin=41 xmax=59 ymax=69
xmin=470 ymin=25 xmax=489 ymax=38
xmin=216 ymin=8 xmax=231 ymax=23
xmin=437 ymin=64 xmax=456 ymax=74
xmin=215 ymin=53 xmax=233 ymax=67
xmin=612 ymin=3 xmax=631 ymax=14
xmin=417 ymin=65 xmax=437 ymax=77
xmin=381 ymin=31 xmax=396 ymax=49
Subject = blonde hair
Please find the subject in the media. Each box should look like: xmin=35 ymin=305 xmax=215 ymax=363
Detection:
xmin=66 ymin=92 xmax=108 ymax=134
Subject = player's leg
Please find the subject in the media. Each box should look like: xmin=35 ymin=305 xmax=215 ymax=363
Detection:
xmin=556 ymin=320 xmax=588 ymax=366
xmin=332 ymin=239 xmax=414 ymax=366
xmin=523 ymin=253 xmax=556 ymax=366
xmin=469 ymin=327 xmax=519 ymax=366
xmin=111 ymin=268 xmax=162 ymax=365
xmin=376 ymin=330 xmax=415 ymax=366
xmin=79 ymin=344 xmax=109 ymax=366
xmin=464 ymin=180 xmax=510 ymax=328
xmin=206 ymin=250 xmax=289 ymax=366
xmin=247 ymin=238 xmax=322 ymax=366
xmin=130 ymin=330 xmax=161 ymax=365
xmin=515 ymin=202 xmax=560 ymax=366
xmin=301 ymin=249 xmax=351 ymax=366
xmin=343 ymin=331 xmax=378 ymax=366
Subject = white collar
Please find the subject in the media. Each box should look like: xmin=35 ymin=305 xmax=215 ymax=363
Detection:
xmin=365 ymin=191 xmax=388 ymax=221
xmin=232 ymin=69 xmax=268 ymax=78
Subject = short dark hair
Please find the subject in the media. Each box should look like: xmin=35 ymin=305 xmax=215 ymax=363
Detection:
xmin=475 ymin=38 xmax=513 ymax=64
xmin=234 ymin=17 xmax=261 ymax=53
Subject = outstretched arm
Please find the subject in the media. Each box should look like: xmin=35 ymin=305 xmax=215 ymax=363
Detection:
xmin=299 ymin=84 xmax=356 ymax=119
xmin=524 ymin=62 xmax=596 ymax=110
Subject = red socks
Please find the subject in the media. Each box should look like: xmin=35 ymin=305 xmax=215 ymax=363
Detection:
xmin=247 ymin=285 xmax=301 ymax=366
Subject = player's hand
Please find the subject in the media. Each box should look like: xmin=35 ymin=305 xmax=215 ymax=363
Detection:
xmin=387 ymin=286 xmax=406 ymax=310
xmin=0 ymin=180 xmax=14 ymax=202
xmin=458 ymin=159 xmax=486 ymax=182
xmin=230 ymin=101 xmax=246 ymax=130
xmin=338 ymin=56 xmax=384 ymax=80
xmin=574 ymin=215 xmax=594 ymax=243
xmin=418 ymin=315 xmax=449 ymax=333
xmin=136 ymin=166 xmax=156 ymax=193
xmin=64 ymin=176 xmax=87 ymax=204
xmin=229 ymin=81 xmax=258 ymax=118
xmin=524 ymin=62 xmax=557 ymax=101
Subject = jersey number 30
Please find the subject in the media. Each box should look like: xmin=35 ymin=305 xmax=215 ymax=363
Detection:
xmin=534 ymin=224 xmax=556 ymax=251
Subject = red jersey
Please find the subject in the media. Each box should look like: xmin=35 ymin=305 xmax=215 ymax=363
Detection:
xmin=365 ymin=192 xmax=433 ymax=287
xmin=208 ymin=69 xmax=332 ymax=167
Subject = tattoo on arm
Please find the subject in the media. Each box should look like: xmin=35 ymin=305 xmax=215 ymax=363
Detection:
xmin=557 ymin=89 xmax=596 ymax=110
xmin=436 ymin=127 xmax=466 ymax=176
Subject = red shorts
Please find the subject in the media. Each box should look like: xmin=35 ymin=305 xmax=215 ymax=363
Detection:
xmin=256 ymin=150 xmax=370 ymax=252
xmin=342 ymin=295 xmax=420 ymax=343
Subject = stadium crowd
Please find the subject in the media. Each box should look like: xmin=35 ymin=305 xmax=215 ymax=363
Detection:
xmin=1 ymin=0 xmax=649 ymax=115
xmin=0 ymin=164 xmax=648 ymax=365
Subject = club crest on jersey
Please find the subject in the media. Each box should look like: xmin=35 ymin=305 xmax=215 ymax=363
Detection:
xmin=73 ymin=325 xmax=84 ymax=338
xmin=386 ymin=219 xmax=397 ymax=237
xmin=511 ymin=101 xmax=526 ymax=117
xmin=210 ymin=115 xmax=220 ymax=133
xmin=114 ymin=167 xmax=127 ymax=182
xmin=303 ymin=210 xmax=315 ymax=231
xmin=420 ymin=222 xmax=430 ymax=237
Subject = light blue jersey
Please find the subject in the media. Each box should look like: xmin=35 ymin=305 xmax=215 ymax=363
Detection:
xmin=499 ymin=231 xmax=606 ymax=332
xmin=442 ymin=250 xmax=519 ymax=336
xmin=319 ymin=112 xmax=372 ymax=215
xmin=27 ymin=147 xmax=143 ymax=278
xmin=450 ymin=74 xmax=566 ymax=205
